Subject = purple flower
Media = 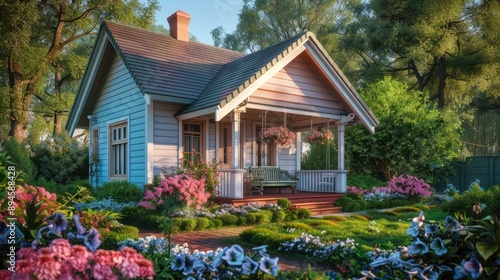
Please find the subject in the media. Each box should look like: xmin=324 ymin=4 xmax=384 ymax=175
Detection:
xmin=222 ymin=245 xmax=245 ymax=266
xmin=82 ymin=228 xmax=101 ymax=252
xmin=241 ymin=256 xmax=259 ymax=275
xmin=259 ymin=256 xmax=280 ymax=276
xmin=429 ymin=237 xmax=447 ymax=256
xmin=72 ymin=213 xmax=87 ymax=235
xmin=47 ymin=212 xmax=68 ymax=236
xmin=408 ymin=238 xmax=429 ymax=255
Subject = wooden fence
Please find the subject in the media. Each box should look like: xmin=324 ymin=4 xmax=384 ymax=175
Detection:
xmin=436 ymin=156 xmax=500 ymax=192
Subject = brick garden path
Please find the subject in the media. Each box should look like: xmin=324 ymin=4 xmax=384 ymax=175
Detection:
xmin=139 ymin=226 xmax=331 ymax=273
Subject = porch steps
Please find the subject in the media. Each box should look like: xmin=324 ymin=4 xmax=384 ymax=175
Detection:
xmin=213 ymin=192 xmax=345 ymax=216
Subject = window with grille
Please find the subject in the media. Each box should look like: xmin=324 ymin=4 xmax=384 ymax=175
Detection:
xmin=109 ymin=122 xmax=127 ymax=179
xmin=183 ymin=122 xmax=202 ymax=162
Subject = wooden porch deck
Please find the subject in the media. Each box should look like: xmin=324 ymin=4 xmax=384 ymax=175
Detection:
xmin=212 ymin=191 xmax=345 ymax=215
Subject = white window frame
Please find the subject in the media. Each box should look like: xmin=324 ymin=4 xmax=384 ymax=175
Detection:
xmin=183 ymin=122 xmax=204 ymax=162
xmin=109 ymin=121 xmax=128 ymax=179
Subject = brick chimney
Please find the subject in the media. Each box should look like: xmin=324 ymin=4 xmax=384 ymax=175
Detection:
xmin=167 ymin=10 xmax=191 ymax=42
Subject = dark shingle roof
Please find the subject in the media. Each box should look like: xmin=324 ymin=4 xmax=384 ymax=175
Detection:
xmin=103 ymin=21 xmax=244 ymax=103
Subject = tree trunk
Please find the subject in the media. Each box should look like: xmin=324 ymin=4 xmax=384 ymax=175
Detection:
xmin=8 ymin=58 xmax=29 ymax=142
xmin=53 ymin=66 xmax=63 ymax=135
xmin=437 ymin=56 xmax=447 ymax=108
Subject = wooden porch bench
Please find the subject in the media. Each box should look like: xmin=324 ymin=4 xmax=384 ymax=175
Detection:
xmin=248 ymin=166 xmax=298 ymax=195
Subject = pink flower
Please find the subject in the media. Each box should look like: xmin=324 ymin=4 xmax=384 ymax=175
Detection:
xmin=33 ymin=252 xmax=62 ymax=280
xmin=92 ymin=263 xmax=117 ymax=280
xmin=14 ymin=259 xmax=34 ymax=279
xmin=50 ymin=238 xmax=72 ymax=261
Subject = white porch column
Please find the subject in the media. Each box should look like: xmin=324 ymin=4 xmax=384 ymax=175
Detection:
xmin=336 ymin=121 xmax=347 ymax=193
xmin=230 ymin=110 xmax=244 ymax=198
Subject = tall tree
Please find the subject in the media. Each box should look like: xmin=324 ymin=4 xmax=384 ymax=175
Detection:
xmin=0 ymin=0 xmax=159 ymax=141
xmin=210 ymin=0 xmax=362 ymax=75
xmin=343 ymin=0 xmax=499 ymax=109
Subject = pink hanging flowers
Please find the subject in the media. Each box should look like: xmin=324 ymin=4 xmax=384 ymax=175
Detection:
xmin=260 ymin=126 xmax=295 ymax=146
xmin=304 ymin=129 xmax=334 ymax=144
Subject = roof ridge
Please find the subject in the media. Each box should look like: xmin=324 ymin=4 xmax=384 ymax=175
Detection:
xmin=103 ymin=20 xmax=244 ymax=56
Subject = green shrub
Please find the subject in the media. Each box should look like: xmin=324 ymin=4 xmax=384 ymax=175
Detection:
xmin=334 ymin=197 xmax=352 ymax=208
xmin=99 ymin=225 xmax=139 ymax=250
xmin=271 ymin=210 xmax=286 ymax=223
xmin=442 ymin=183 xmax=500 ymax=218
xmin=95 ymin=180 xmax=143 ymax=203
xmin=283 ymin=221 xmax=313 ymax=232
xmin=237 ymin=216 xmax=248 ymax=226
xmin=217 ymin=214 xmax=238 ymax=226
xmin=323 ymin=215 xmax=347 ymax=222
xmin=240 ymin=228 xmax=296 ymax=249
xmin=210 ymin=218 xmax=223 ymax=228
xmin=295 ymin=208 xmax=311 ymax=219
xmin=349 ymin=214 xmax=369 ymax=221
xmin=347 ymin=174 xmax=386 ymax=190
xmin=249 ymin=212 xmax=269 ymax=224
xmin=346 ymin=191 xmax=363 ymax=200
xmin=175 ymin=218 xmax=197 ymax=232
xmin=277 ymin=198 xmax=291 ymax=210
xmin=302 ymin=219 xmax=337 ymax=227
xmin=31 ymin=133 xmax=88 ymax=184
xmin=243 ymin=213 xmax=256 ymax=224
xmin=124 ymin=212 xmax=162 ymax=229
xmin=195 ymin=217 xmax=211 ymax=231
xmin=259 ymin=210 xmax=274 ymax=220
xmin=2 ymin=138 xmax=35 ymax=183
xmin=392 ymin=206 xmax=421 ymax=213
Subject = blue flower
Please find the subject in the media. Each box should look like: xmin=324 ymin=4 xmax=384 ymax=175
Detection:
xmin=209 ymin=247 xmax=228 ymax=272
xmin=221 ymin=245 xmax=245 ymax=266
xmin=419 ymin=265 xmax=439 ymax=280
xmin=82 ymin=228 xmax=101 ymax=252
xmin=406 ymin=225 xmax=420 ymax=237
xmin=429 ymin=237 xmax=447 ymax=256
xmin=0 ymin=222 xmax=24 ymax=246
xmin=182 ymin=254 xmax=198 ymax=275
xmin=259 ymin=256 xmax=280 ymax=276
xmin=171 ymin=254 xmax=186 ymax=271
xmin=47 ymin=212 xmax=68 ymax=236
xmin=251 ymin=245 xmax=268 ymax=256
xmin=241 ymin=256 xmax=259 ymax=275
xmin=453 ymin=255 xmax=483 ymax=280
xmin=444 ymin=216 xmax=461 ymax=230
xmin=424 ymin=224 xmax=438 ymax=237
xmin=408 ymin=238 xmax=429 ymax=255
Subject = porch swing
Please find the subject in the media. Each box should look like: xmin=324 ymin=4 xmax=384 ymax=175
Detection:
xmin=309 ymin=118 xmax=336 ymax=192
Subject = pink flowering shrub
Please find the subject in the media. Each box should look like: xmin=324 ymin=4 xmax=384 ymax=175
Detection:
xmin=1 ymin=184 xmax=59 ymax=225
xmin=304 ymin=129 xmax=334 ymax=144
xmin=1 ymin=238 xmax=154 ymax=280
xmin=260 ymin=126 xmax=295 ymax=146
xmin=347 ymin=186 xmax=370 ymax=195
xmin=139 ymin=174 xmax=211 ymax=211
xmin=386 ymin=175 xmax=432 ymax=199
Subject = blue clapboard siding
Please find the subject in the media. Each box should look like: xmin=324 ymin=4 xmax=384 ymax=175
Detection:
xmin=153 ymin=101 xmax=183 ymax=176
xmin=92 ymin=53 xmax=146 ymax=186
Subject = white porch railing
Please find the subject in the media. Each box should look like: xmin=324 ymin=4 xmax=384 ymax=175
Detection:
xmin=217 ymin=169 xmax=245 ymax=198
xmin=297 ymin=170 xmax=339 ymax=192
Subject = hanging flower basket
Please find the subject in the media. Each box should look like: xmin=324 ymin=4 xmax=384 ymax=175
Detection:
xmin=260 ymin=126 xmax=295 ymax=146
xmin=304 ymin=129 xmax=334 ymax=144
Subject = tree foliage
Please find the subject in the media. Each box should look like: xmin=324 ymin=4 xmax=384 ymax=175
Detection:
xmin=0 ymin=0 xmax=160 ymax=141
xmin=346 ymin=77 xmax=461 ymax=184
xmin=343 ymin=0 xmax=500 ymax=110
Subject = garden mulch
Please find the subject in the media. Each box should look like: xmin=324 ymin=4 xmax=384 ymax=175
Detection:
xmin=139 ymin=226 xmax=331 ymax=273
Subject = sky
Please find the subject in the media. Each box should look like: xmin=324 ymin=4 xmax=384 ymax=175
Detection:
xmin=153 ymin=0 xmax=245 ymax=45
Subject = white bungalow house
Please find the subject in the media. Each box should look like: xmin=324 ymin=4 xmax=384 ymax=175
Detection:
xmin=66 ymin=11 xmax=378 ymax=199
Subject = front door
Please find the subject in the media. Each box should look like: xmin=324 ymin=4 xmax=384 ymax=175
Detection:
xmin=219 ymin=124 xmax=233 ymax=169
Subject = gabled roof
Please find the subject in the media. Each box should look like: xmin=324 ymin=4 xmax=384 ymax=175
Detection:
xmin=66 ymin=21 xmax=378 ymax=135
